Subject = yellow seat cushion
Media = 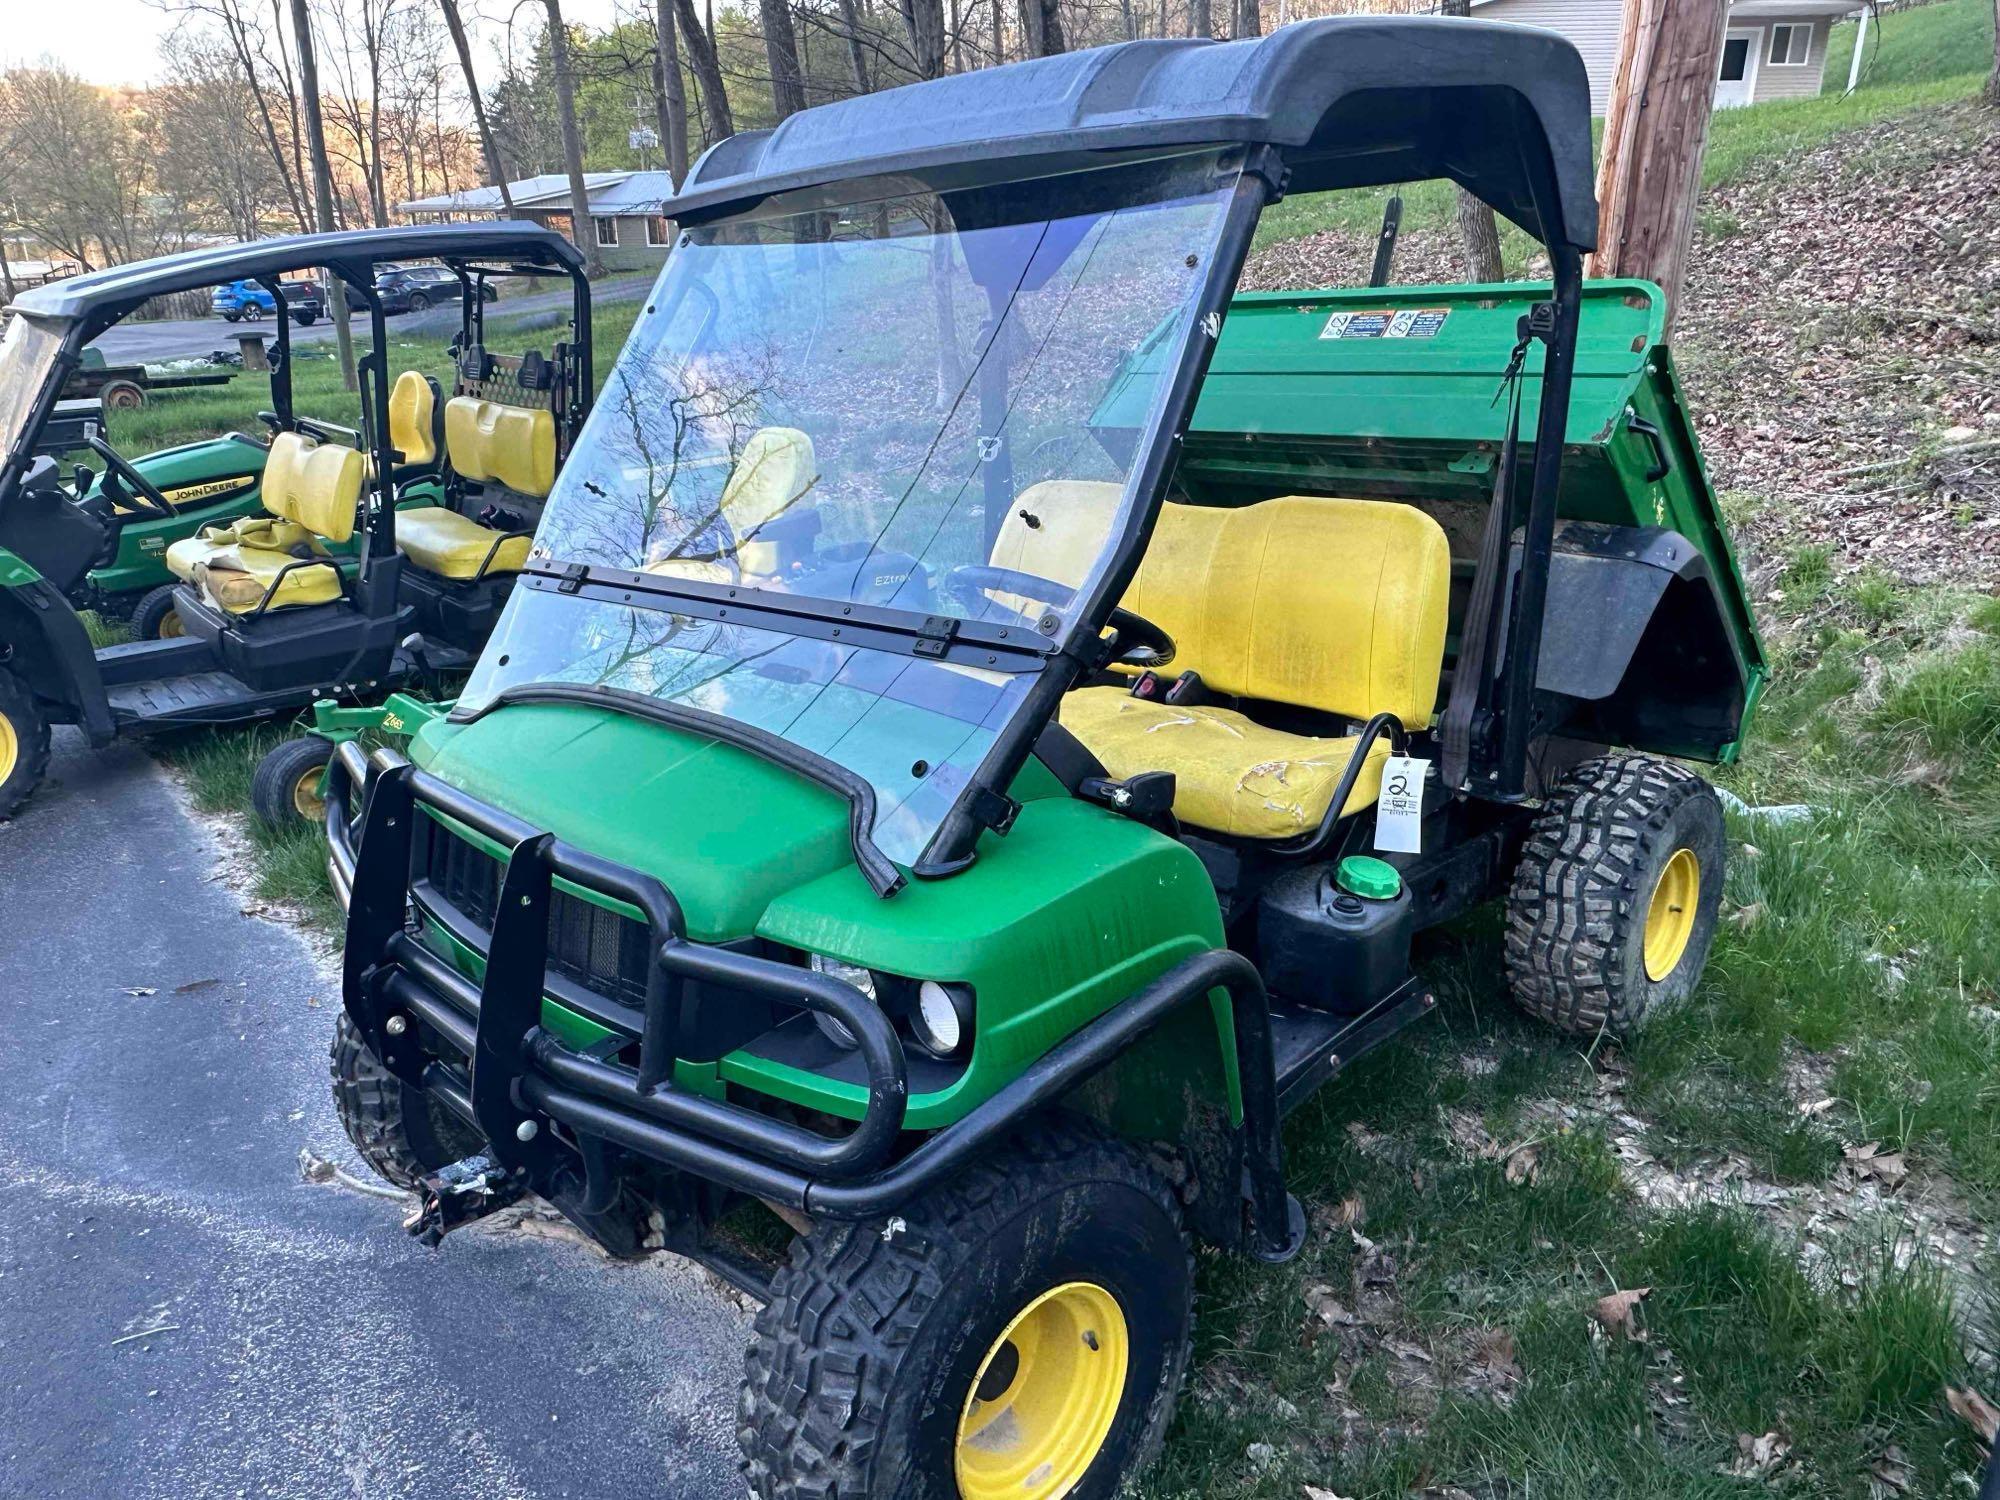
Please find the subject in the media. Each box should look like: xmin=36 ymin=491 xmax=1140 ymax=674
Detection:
xmin=260 ymin=430 xmax=363 ymax=544
xmin=397 ymin=506 xmax=531 ymax=580
xmin=985 ymin=479 xmax=1123 ymax=614
xmin=165 ymin=517 xmax=324 ymax=584
xmin=190 ymin=544 xmax=345 ymax=614
xmin=1060 ymin=687 xmax=1394 ymax=837
xmin=389 ymin=371 xmax=438 ymax=467
xmin=445 ymin=397 xmax=556 ymax=498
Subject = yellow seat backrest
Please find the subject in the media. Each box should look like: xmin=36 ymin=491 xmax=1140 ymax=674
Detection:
xmin=389 ymin=371 xmax=437 ymax=467
xmin=444 ymin=396 xmax=556 ymax=498
xmin=261 ymin=430 xmax=363 ymax=545
xmin=1123 ymin=496 xmax=1451 ymax=729
xmin=720 ymin=427 xmax=815 ymax=574
xmin=986 ymin=480 xmax=1123 ymax=613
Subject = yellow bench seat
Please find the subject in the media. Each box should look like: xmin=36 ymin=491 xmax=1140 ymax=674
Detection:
xmin=396 ymin=506 xmax=531 ymax=580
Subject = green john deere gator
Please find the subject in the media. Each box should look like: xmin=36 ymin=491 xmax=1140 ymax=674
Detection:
xmin=323 ymin=18 xmax=1763 ymax=1497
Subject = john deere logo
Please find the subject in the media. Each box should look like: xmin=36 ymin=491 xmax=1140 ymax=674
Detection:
xmin=162 ymin=477 xmax=256 ymax=505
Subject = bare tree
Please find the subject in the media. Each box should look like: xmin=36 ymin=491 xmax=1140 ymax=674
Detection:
xmin=760 ymin=0 xmax=809 ymax=118
xmin=901 ymin=0 xmax=949 ymax=77
xmin=1439 ymin=0 xmax=1502 ymax=282
xmin=1188 ymin=0 xmax=1211 ymax=36
xmin=674 ymin=0 xmax=736 ymax=144
xmin=156 ymin=37 xmax=294 ymax=240
xmin=0 ymin=66 xmax=161 ymax=268
xmin=1019 ymin=0 xmax=1064 ymax=55
xmin=542 ymin=0 xmax=605 ymax=274
xmin=290 ymin=0 xmax=359 ymax=391
xmin=1987 ymin=0 xmax=1998 ymax=106
xmin=831 ymin=0 xmax=874 ymax=94
xmin=440 ymin=0 xmax=516 ymax=209
xmin=651 ymin=0 xmax=691 ymax=185
xmin=1230 ymin=0 xmax=1258 ymax=39
xmin=158 ymin=0 xmax=313 ymax=231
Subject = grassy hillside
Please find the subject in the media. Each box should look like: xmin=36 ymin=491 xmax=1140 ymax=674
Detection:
xmin=1824 ymin=0 xmax=1996 ymax=94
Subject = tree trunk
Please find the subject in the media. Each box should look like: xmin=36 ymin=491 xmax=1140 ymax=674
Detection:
xmin=289 ymin=0 xmax=356 ymax=392
xmin=1440 ymin=0 xmax=1502 ymax=282
xmin=835 ymin=0 xmax=873 ymax=93
xmin=1230 ymin=0 xmax=1258 ymax=39
xmin=653 ymin=0 xmax=691 ymax=183
xmin=439 ymin=0 xmax=515 ymax=211
xmin=902 ymin=0 xmax=949 ymax=77
xmin=1188 ymin=0 xmax=1210 ymax=37
xmin=1592 ymin=0 xmax=1728 ymax=334
xmin=759 ymin=0 xmax=808 ymax=119
xmin=221 ymin=0 xmax=311 ymax=232
xmin=1019 ymin=0 xmax=1063 ymax=56
xmin=675 ymin=0 xmax=736 ymax=143
xmin=1987 ymin=0 xmax=1999 ymax=106
xmin=543 ymin=0 xmax=604 ymax=275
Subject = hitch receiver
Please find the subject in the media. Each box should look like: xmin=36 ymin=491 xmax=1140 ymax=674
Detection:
xmin=402 ymin=1154 xmax=525 ymax=1247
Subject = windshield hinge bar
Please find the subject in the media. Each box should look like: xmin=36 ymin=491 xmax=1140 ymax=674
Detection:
xmin=912 ymin=615 xmax=959 ymax=659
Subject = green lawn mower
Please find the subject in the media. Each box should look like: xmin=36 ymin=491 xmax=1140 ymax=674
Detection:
xmin=0 ymin=224 xmax=590 ymax=820
xmin=322 ymin=18 xmax=1764 ymax=1498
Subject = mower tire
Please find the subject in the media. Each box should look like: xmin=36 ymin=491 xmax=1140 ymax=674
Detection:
xmin=739 ymin=1120 xmax=1191 ymax=1500
xmin=329 ymin=1011 xmax=483 ymax=1191
xmin=251 ymin=735 xmax=335 ymax=830
xmin=1504 ymin=754 xmax=1725 ymax=1038
xmin=0 ymin=665 xmax=51 ymax=821
xmin=130 ymin=584 xmax=187 ymax=641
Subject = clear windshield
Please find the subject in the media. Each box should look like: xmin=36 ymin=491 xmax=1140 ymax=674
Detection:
xmin=0 ymin=315 xmax=66 ymax=469
xmin=461 ymin=151 xmax=1239 ymax=868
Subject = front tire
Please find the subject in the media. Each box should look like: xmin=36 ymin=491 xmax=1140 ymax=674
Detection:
xmin=1504 ymin=754 xmax=1726 ymax=1038
xmin=251 ymin=735 xmax=335 ymax=830
xmin=130 ymin=583 xmax=186 ymax=641
xmin=0 ymin=665 xmax=51 ymax=821
xmin=739 ymin=1122 xmax=1192 ymax=1500
xmin=329 ymin=1012 xmax=484 ymax=1190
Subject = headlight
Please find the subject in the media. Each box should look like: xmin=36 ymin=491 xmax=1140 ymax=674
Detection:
xmin=911 ymin=981 xmax=974 ymax=1059
xmin=809 ymin=953 xmax=875 ymax=1049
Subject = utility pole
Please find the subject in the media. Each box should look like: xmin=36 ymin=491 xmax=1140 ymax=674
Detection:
xmin=1590 ymin=0 xmax=1729 ymax=337
xmin=289 ymin=0 xmax=358 ymax=392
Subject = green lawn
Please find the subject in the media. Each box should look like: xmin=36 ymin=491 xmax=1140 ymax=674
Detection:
xmin=1825 ymin=0 xmax=1997 ymax=94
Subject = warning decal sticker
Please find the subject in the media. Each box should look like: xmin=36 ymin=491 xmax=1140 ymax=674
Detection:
xmin=1320 ymin=307 xmax=1450 ymax=340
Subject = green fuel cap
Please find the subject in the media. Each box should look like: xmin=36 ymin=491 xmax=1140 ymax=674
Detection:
xmin=1336 ymin=855 xmax=1402 ymax=901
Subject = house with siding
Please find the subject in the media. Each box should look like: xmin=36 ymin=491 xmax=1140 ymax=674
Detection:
xmin=1471 ymin=0 xmax=1863 ymax=113
xmin=396 ymin=171 xmax=675 ymax=274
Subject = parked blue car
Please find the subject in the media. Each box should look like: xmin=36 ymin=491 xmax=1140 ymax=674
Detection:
xmin=210 ymin=279 xmax=326 ymax=325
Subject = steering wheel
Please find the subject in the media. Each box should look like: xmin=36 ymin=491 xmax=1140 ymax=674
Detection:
xmin=941 ymin=563 xmax=1076 ymax=618
xmin=87 ymin=436 xmax=175 ymax=520
xmin=1103 ymin=607 xmax=1175 ymax=671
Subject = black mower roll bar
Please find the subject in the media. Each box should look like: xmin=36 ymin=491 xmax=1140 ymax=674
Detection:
xmin=327 ymin=740 xmax=1302 ymax=1261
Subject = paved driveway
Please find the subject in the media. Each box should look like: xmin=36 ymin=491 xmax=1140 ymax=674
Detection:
xmin=0 ymin=736 xmax=746 ymax=1499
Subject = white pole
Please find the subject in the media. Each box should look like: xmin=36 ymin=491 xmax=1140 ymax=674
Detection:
xmin=1847 ymin=4 xmax=1869 ymax=90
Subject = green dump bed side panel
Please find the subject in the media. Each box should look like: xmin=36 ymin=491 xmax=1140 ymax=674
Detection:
xmin=1096 ymin=278 xmax=1765 ymax=730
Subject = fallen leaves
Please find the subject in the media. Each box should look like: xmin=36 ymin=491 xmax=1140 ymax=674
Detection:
xmin=1843 ymin=1140 xmax=1910 ymax=1190
xmin=1719 ymin=1430 xmax=1793 ymax=1482
xmin=1589 ymin=1286 xmax=1652 ymax=1342
xmin=1946 ymin=1385 xmax=2000 ymax=1447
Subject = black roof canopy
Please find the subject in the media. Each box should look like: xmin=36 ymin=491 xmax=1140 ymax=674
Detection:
xmin=9 ymin=223 xmax=583 ymax=337
xmin=668 ymin=17 xmax=1597 ymax=251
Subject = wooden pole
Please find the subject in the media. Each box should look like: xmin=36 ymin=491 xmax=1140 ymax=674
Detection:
xmin=1589 ymin=0 xmax=1729 ymax=337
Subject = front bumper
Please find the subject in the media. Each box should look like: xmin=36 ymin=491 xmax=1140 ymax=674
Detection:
xmin=327 ymin=742 xmax=1301 ymax=1257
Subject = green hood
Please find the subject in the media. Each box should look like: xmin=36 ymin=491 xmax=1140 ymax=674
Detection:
xmin=414 ymin=702 xmax=860 ymax=941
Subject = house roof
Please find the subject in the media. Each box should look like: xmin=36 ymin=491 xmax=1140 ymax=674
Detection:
xmin=669 ymin=18 xmax=1599 ymax=251
xmin=398 ymin=171 xmax=676 ymax=217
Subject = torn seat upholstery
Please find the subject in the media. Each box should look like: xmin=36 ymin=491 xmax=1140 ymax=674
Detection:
xmin=165 ymin=430 xmax=361 ymax=613
xmin=1059 ymin=495 xmax=1450 ymax=838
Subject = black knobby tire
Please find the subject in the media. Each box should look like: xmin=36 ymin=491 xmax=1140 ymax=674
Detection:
xmin=739 ymin=1121 xmax=1193 ymax=1500
xmin=251 ymin=735 xmax=336 ymax=830
xmin=329 ymin=1011 xmax=484 ymax=1190
xmin=0 ymin=665 xmax=51 ymax=821
xmin=130 ymin=583 xmax=186 ymax=641
xmin=1504 ymin=754 xmax=1726 ymax=1037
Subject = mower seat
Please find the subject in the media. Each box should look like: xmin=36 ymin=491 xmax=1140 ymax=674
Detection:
xmin=1059 ymin=495 xmax=1450 ymax=839
xmin=363 ymin=371 xmax=443 ymax=479
xmin=642 ymin=427 xmax=817 ymax=584
xmin=395 ymin=396 xmax=555 ymax=579
xmin=165 ymin=430 xmax=360 ymax=614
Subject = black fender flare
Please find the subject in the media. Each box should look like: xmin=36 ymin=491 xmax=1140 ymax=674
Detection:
xmin=0 ymin=580 xmax=113 ymax=743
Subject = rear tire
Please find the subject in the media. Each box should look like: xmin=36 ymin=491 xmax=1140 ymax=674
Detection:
xmin=130 ymin=584 xmax=186 ymax=641
xmin=0 ymin=666 xmax=51 ymax=821
xmin=329 ymin=1012 xmax=483 ymax=1190
xmin=1504 ymin=754 xmax=1726 ymax=1038
xmin=251 ymin=735 xmax=335 ymax=831
xmin=408 ymin=292 xmax=431 ymax=312
xmin=739 ymin=1121 xmax=1192 ymax=1500
xmin=221 ymin=310 xmax=242 ymax=323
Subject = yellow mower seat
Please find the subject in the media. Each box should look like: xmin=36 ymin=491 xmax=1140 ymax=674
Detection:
xmin=397 ymin=506 xmax=531 ymax=580
xmin=362 ymin=371 xmax=441 ymax=478
xmin=165 ymin=431 xmax=361 ymax=613
xmin=1059 ymin=495 xmax=1451 ymax=838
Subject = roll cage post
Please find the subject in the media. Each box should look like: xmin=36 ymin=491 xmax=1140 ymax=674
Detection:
xmin=254 ymin=275 xmax=296 ymax=429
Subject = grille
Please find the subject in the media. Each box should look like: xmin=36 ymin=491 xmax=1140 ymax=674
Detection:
xmin=420 ymin=818 xmax=651 ymax=1011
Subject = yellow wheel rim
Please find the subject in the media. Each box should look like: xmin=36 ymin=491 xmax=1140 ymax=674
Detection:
xmin=1643 ymin=847 xmax=1700 ymax=981
xmin=292 ymin=767 xmax=328 ymax=821
xmin=0 ymin=710 xmax=17 ymax=786
xmin=955 ymin=1282 xmax=1129 ymax=1500
xmin=157 ymin=609 xmax=185 ymax=640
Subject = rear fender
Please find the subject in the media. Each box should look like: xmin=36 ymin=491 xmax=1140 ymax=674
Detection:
xmin=0 ymin=577 xmax=110 ymax=739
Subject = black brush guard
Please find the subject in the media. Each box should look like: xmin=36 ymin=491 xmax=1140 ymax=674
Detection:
xmin=326 ymin=741 xmax=1303 ymax=1261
